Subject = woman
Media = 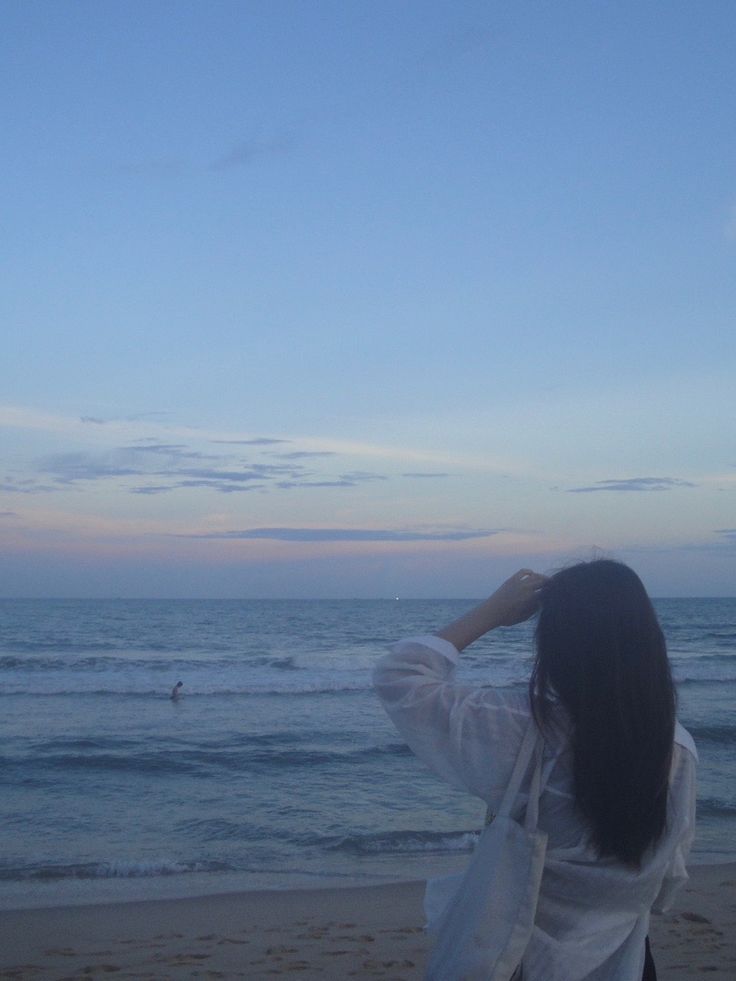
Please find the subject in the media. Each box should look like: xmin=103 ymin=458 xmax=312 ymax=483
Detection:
xmin=373 ymin=561 xmax=697 ymax=981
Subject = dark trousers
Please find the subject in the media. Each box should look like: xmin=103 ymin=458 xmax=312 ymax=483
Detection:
xmin=642 ymin=937 xmax=657 ymax=980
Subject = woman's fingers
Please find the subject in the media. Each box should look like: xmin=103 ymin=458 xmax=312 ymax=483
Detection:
xmin=515 ymin=569 xmax=548 ymax=587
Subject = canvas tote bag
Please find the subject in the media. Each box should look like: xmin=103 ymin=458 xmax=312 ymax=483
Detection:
xmin=424 ymin=720 xmax=548 ymax=981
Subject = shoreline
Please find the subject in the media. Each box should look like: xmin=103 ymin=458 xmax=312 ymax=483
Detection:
xmin=1 ymin=864 xmax=735 ymax=980
xmin=2 ymin=853 xmax=730 ymax=917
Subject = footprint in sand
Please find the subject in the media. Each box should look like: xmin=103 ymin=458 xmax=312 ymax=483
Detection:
xmin=360 ymin=964 xmax=389 ymax=978
xmin=682 ymin=912 xmax=711 ymax=924
xmin=165 ymin=953 xmax=211 ymax=965
xmin=379 ymin=925 xmax=423 ymax=935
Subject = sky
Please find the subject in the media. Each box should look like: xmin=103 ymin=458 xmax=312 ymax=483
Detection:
xmin=2 ymin=0 xmax=735 ymax=598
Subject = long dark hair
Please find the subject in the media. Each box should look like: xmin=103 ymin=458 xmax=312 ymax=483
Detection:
xmin=530 ymin=560 xmax=676 ymax=867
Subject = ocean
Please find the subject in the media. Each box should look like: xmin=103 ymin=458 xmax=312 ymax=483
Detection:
xmin=1 ymin=597 xmax=734 ymax=911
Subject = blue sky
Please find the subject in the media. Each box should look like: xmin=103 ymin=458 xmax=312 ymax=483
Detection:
xmin=2 ymin=0 xmax=735 ymax=597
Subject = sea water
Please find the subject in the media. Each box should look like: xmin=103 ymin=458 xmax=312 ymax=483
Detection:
xmin=1 ymin=598 xmax=734 ymax=910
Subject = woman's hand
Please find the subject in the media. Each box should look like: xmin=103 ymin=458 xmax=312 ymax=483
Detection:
xmin=436 ymin=569 xmax=548 ymax=651
xmin=486 ymin=569 xmax=549 ymax=627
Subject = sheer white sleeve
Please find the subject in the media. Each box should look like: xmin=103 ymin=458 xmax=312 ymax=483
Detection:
xmin=373 ymin=635 xmax=531 ymax=807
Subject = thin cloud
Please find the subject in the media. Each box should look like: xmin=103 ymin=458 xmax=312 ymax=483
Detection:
xmin=180 ymin=527 xmax=500 ymax=543
xmin=568 ymin=477 xmax=696 ymax=493
xmin=402 ymin=472 xmax=450 ymax=479
xmin=715 ymin=529 xmax=736 ymax=540
xmin=210 ymin=438 xmax=291 ymax=446
xmin=274 ymin=451 xmax=338 ymax=460
xmin=118 ymin=444 xmax=217 ymax=461
xmin=35 ymin=448 xmax=302 ymax=495
xmin=80 ymin=416 xmax=106 ymax=425
xmin=210 ymin=136 xmax=295 ymax=171
xmin=275 ymin=471 xmax=386 ymax=489
xmin=0 ymin=510 xmax=19 ymax=517
xmin=340 ymin=471 xmax=387 ymax=482
xmin=276 ymin=480 xmax=355 ymax=490
xmin=27 ymin=437 xmax=402 ymax=497
xmin=177 ymin=480 xmax=267 ymax=494
xmin=130 ymin=486 xmax=174 ymax=496
xmin=44 ymin=455 xmax=141 ymax=483
xmin=0 ymin=479 xmax=63 ymax=495
xmin=178 ymin=467 xmax=283 ymax=483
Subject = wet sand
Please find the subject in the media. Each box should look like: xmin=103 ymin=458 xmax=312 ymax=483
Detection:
xmin=1 ymin=863 xmax=735 ymax=979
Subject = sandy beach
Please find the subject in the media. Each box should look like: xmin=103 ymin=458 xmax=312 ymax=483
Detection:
xmin=1 ymin=863 xmax=734 ymax=980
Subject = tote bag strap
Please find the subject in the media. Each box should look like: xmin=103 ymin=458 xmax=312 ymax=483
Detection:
xmin=524 ymin=738 xmax=544 ymax=833
xmin=496 ymin=719 xmax=543 ymax=825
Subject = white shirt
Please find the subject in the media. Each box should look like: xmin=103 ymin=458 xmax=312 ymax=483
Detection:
xmin=373 ymin=635 xmax=698 ymax=981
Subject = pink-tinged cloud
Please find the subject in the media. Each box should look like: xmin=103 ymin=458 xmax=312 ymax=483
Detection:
xmin=178 ymin=527 xmax=500 ymax=543
xmin=568 ymin=477 xmax=696 ymax=493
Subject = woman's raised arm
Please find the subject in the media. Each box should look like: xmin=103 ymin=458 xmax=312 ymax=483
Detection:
xmin=436 ymin=569 xmax=548 ymax=652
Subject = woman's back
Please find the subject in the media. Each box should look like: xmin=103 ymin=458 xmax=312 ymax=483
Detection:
xmin=530 ymin=713 xmax=696 ymax=979
xmin=373 ymin=564 xmax=697 ymax=981
xmin=532 ymin=561 xmax=677 ymax=867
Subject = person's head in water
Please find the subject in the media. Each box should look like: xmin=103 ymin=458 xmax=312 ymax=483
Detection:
xmin=530 ymin=559 xmax=676 ymax=867
xmin=171 ymin=681 xmax=184 ymax=699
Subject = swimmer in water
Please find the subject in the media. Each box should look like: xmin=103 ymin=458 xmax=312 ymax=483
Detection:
xmin=170 ymin=681 xmax=183 ymax=701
